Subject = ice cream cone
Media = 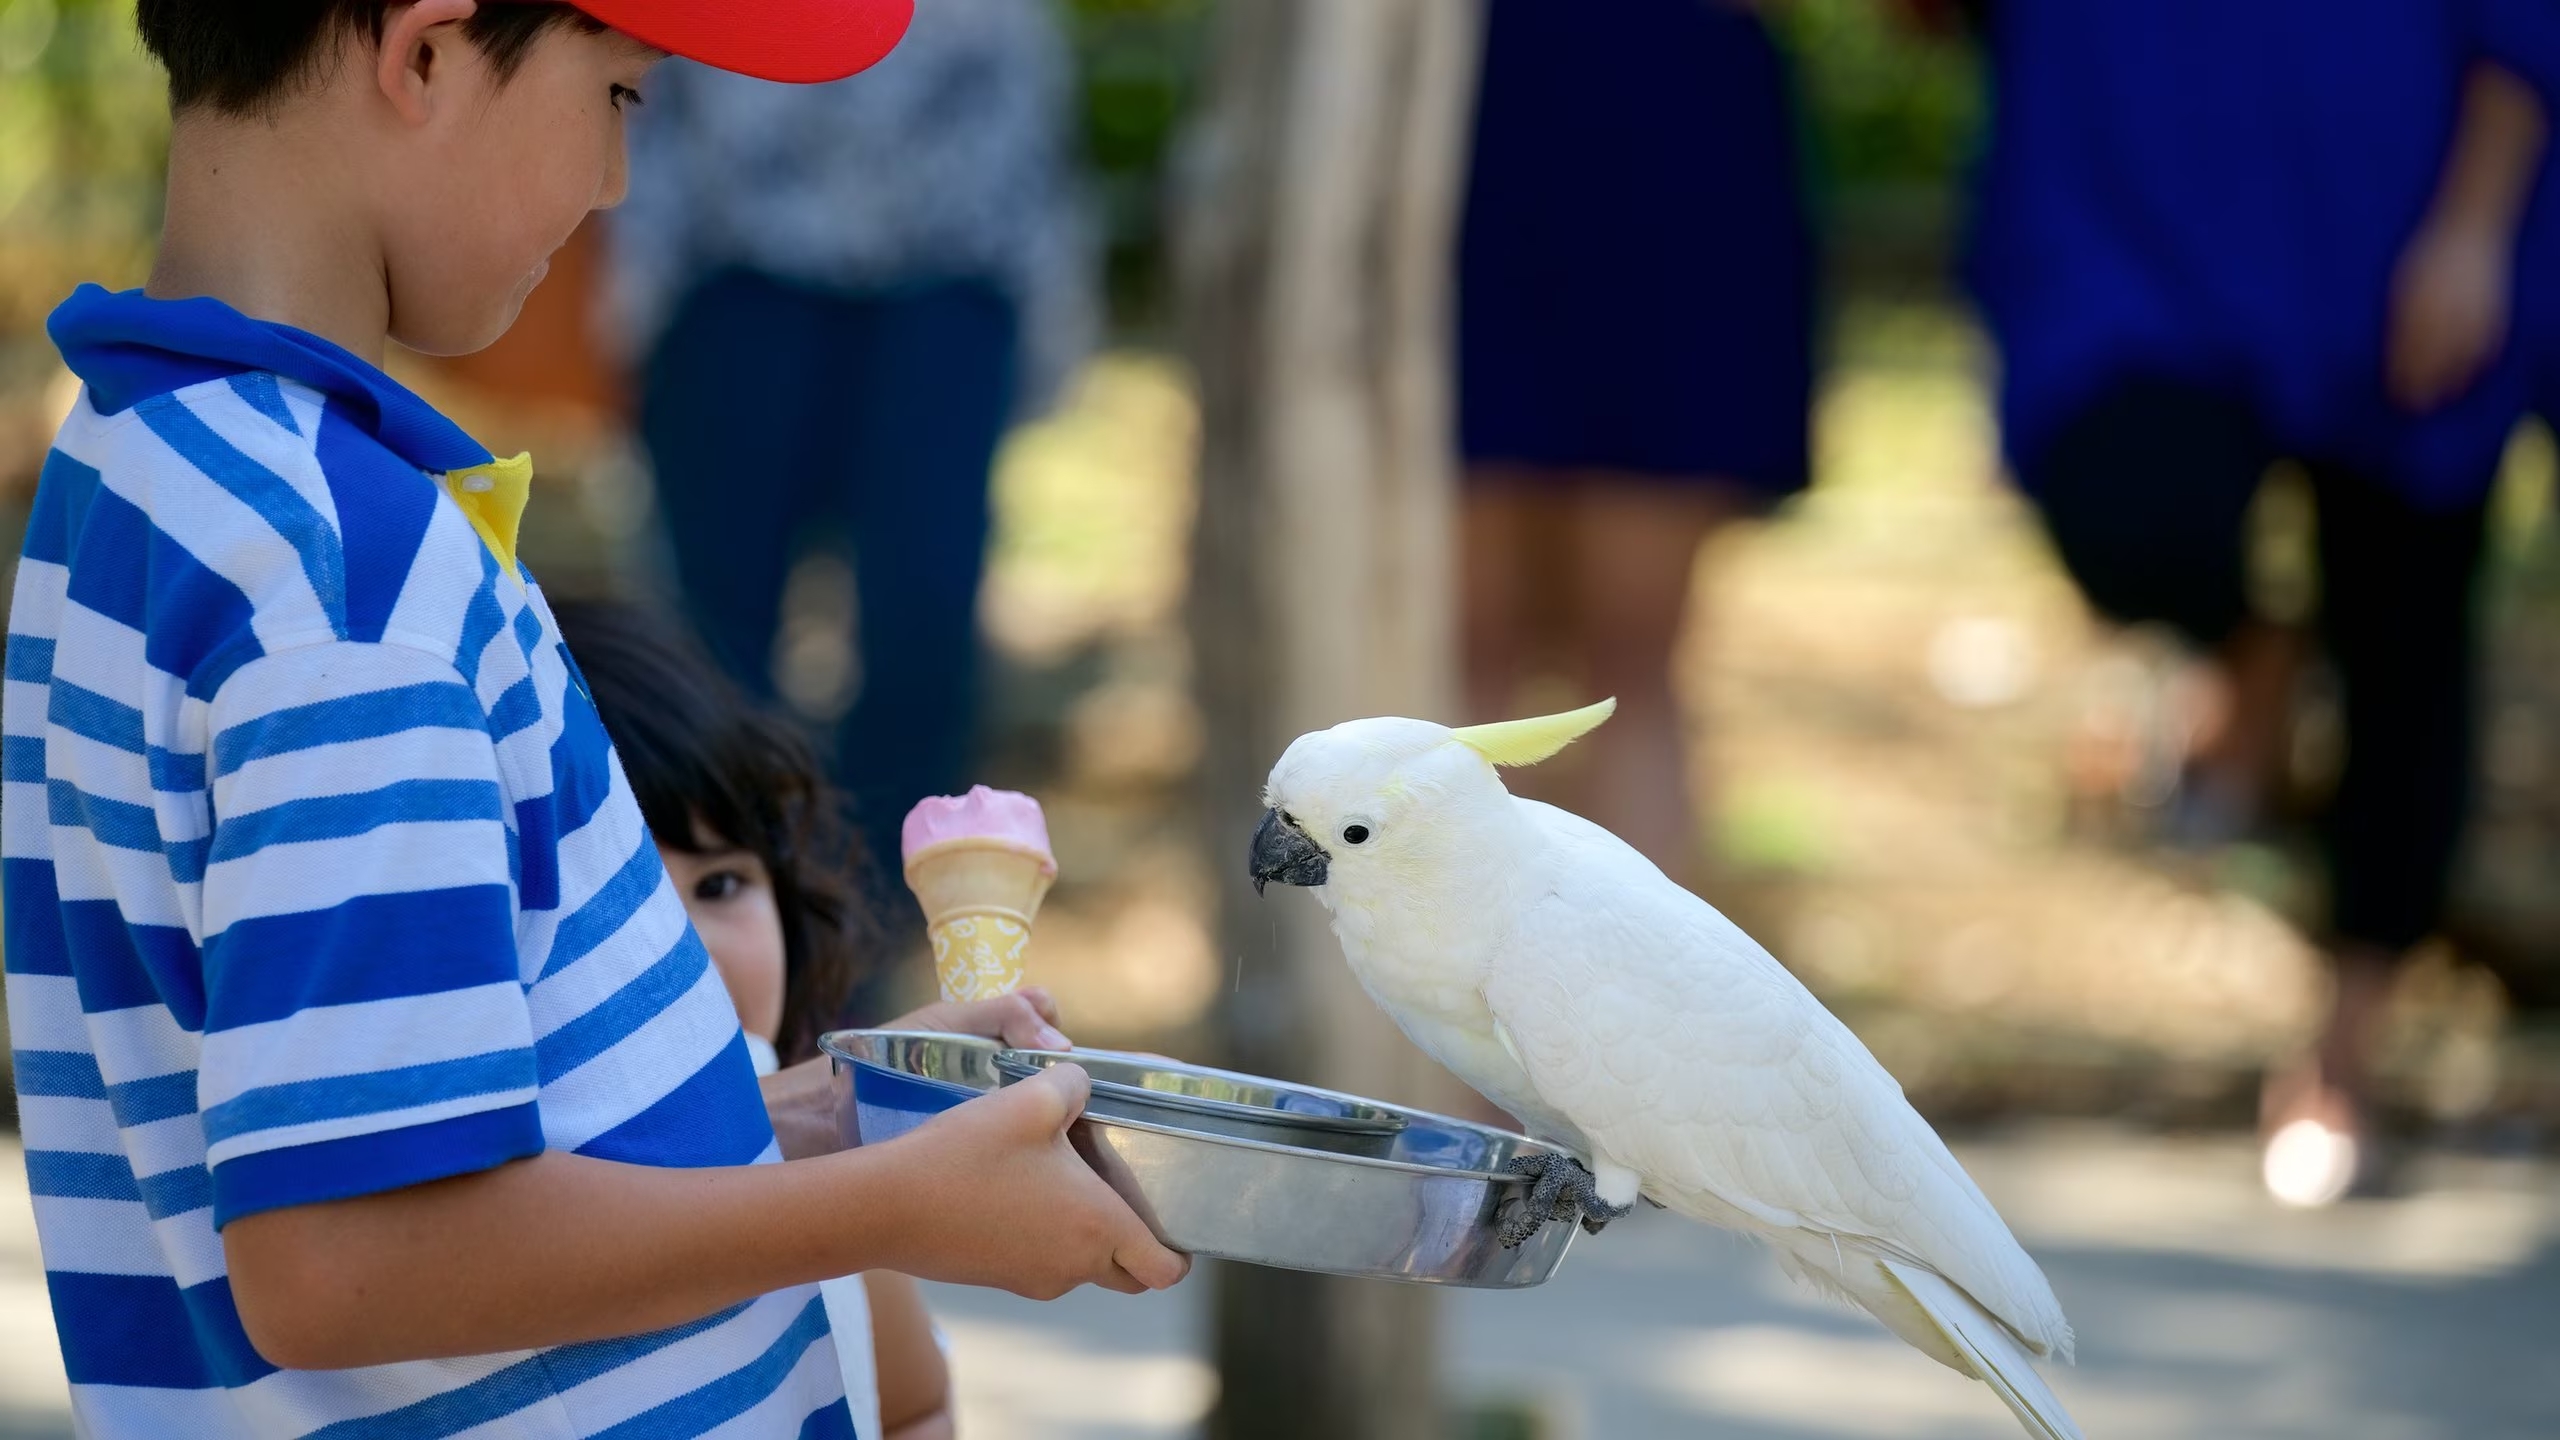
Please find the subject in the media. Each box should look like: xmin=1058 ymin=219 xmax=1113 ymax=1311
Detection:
xmin=902 ymin=787 xmax=1058 ymax=1003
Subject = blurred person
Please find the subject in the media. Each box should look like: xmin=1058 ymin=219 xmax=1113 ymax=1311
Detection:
xmin=558 ymin=598 xmax=1067 ymax=1440
xmin=1969 ymin=1 xmax=2553 ymax=1204
xmin=609 ymin=0 xmax=1094 ymax=913
xmin=1457 ymin=0 xmax=1813 ymax=883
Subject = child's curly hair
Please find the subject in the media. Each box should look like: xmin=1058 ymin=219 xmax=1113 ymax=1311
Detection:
xmin=548 ymin=598 xmax=877 ymax=1063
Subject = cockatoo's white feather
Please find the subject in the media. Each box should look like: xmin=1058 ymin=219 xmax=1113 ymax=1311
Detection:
xmin=1261 ymin=712 xmax=2082 ymax=1440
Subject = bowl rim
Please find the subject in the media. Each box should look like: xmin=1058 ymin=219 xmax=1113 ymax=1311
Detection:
xmin=992 ymin=1048 xmax=1412 ymax=1136
xmin=820 ymin=1027 xmax=1561 ymax=1187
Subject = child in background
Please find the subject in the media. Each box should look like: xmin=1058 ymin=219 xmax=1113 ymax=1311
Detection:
xmin=556 ymin=597 xmax=1051 ymax=1440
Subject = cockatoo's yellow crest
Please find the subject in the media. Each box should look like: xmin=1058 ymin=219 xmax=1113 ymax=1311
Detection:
xmin=1449 ymin=697 xmax=1616 ymax=768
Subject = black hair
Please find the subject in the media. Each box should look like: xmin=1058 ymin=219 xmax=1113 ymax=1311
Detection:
xmin=135 ymin=1 xmax=606 ymax=116
xmin=547 ymin=598 xmax=877 ymax=1064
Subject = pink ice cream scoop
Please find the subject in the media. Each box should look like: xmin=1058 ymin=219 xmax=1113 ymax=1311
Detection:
xmin=901 ymin=787 xmax=1057 ymax=1002
xmin=900 ymin=785 xmax=1057 ymax=873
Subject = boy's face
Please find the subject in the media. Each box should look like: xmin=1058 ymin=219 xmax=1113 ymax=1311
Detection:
xmin=374 ymin=18 xmax=659 ymax=356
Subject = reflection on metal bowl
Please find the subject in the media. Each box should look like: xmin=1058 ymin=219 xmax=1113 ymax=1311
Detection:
xmin=822 ymin=1029 xmax=1579 ymax=1288
xmin=994 ymin=1047 xmax=1408 ymax=1157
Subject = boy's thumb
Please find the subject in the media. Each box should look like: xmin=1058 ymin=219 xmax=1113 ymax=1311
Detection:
xmin=1015 ymin=1062 xmax=1091 ymax=1135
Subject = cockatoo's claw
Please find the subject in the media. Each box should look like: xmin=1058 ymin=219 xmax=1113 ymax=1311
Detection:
xmin=1493 ymin=1196 xmax=1544 ymax=1249
xmin=1578 ymin=1206 xmax=1627 ymax=1236
xmin=1495 ymin=1152 xmax=1630 ymax=1247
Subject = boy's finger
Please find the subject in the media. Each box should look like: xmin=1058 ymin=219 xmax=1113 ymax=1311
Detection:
xmin=1089 ymin=1183 xmax=1188 ymax=1291
xmin=971 ymin=1059 xmax=1087 ymax=1137
xmin=1094 ymin=1264 xmax=1150 ymax=1296
xmin=1115 ymin=1236 xmax=1191 ymax=1291
xmin=993 ymin=994 xmax=1070 ymax=1051
xmin=1017 ymin=992 xmax=1070 ymax=1050
xmin=1019 ymin=1061 xmax=1090 ymax=1133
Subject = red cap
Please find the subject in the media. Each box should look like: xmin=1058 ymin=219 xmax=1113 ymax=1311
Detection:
xmin=573 ymin=0 xmax=915 ymax=83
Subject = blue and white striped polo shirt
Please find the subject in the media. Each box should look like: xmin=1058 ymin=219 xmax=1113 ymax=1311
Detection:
xmin=5 ymin=286 xmax=851 ymax=1437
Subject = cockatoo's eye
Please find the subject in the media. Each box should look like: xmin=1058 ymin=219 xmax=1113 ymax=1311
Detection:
xmin=1341 ymin=823 xmax=1372 ymax=846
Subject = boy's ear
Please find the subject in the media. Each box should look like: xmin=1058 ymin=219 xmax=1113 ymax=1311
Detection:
xmin=376 ymin=0 xmax=483 ymax=126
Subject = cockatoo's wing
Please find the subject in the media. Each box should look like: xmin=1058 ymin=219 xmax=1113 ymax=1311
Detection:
xmin=1482 ymin=801 xmax=2073 ymax=1359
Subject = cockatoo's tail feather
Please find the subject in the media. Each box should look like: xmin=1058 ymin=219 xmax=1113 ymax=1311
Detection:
xmin=1449 ymin=697 xmax=1617 ymax=768
xmin=1882 ymin=1260 xmax=2085 ymax=1440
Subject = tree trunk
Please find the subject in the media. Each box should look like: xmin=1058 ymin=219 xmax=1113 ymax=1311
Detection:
xmin=1177 ymin=1 xmax=1482 ymax=1436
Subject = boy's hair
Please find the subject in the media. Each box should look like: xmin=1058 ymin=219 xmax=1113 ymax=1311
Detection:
xmin=136 ymin=0 xmax=605 ymax=116
xmin=548 ymin=598 xmax=876 ymax=1063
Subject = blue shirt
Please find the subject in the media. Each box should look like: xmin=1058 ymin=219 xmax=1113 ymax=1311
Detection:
xmin=5 ymin=286 xmax=850 ymax=1437
xmin=1970 ymin=0 xmax=2560 ymax=507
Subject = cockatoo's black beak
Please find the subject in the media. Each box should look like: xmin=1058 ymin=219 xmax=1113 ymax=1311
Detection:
xmin=1249 ymin=808 xmax=1330 ymax=894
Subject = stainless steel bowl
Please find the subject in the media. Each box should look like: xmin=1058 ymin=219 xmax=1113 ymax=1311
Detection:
xmin=822 ymin=1029 xmax=1578 ymax=1288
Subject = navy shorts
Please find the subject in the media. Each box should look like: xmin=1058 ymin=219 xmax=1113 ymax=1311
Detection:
xmin=2023 ymin=376 xmax=2490 ymax=953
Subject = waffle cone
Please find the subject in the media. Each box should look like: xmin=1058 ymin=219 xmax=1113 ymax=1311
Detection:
xmin=904 ymin=838 xmax=1057 ymax=1002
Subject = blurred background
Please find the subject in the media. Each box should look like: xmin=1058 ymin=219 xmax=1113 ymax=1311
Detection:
xmin=4 ymin=0 xmax=2560 ymax=1436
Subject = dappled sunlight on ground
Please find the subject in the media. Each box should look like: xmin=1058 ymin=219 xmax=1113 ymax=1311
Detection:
xmin=1965 ymin=1125 xmax=2559 ymax=1281
xmin=939 ymin=1313 xmax=1215 ymax=1440
xmin=980 ymin=358 xmax=1201 ymax=668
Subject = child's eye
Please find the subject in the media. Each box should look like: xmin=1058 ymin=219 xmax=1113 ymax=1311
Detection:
xmin=609 ymin=84 xmax=644 ymax=111
xmin=693 ymin=871 xmax=742 ymax=902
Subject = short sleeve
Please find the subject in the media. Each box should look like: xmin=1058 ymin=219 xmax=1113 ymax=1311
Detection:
xmin=198 ymin=640 xmax=542 ymax=1228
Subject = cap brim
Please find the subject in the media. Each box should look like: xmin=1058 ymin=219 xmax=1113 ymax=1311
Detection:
xmin=577 ymin=0 xmax=914 ymax=83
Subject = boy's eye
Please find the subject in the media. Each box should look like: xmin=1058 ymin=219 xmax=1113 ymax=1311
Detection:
xmin=693 ymin=870 xmax=742 ymax=902
xmin=609 ymin=84 xmax=644 ymax=111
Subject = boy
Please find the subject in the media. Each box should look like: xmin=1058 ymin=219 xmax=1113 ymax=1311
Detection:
xmin=4 ymin=1 xmax=1185 ymax=1433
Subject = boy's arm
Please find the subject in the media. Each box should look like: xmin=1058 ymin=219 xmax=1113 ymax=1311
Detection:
xmin=225 ymin=1063 xmax=1187 ymax=1370
xmin=2390 ymin=62 xmax=2549 ymax=410
xmin=204 ymin=643 xmax=1180 ymax=1372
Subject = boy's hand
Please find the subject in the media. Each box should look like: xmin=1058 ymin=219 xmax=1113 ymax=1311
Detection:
xmin=887 ymin=986 xmax=1071 ymax=1051
xmin=890 ymin=1062 xmax=1189 ymax=1299
xmin=765 ymin=987 xmax=1073 ymax=1161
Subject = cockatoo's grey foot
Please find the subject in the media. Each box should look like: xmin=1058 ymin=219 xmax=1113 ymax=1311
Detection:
xmin=1495 ymin=1153 xmax=1632 ymax=1247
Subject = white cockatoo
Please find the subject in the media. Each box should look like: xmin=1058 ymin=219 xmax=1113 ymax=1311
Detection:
xmin=1250 ymin=699 xmax=2084 ymax=1440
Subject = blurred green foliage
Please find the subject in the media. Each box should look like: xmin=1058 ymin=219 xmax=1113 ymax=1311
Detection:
xmin=1062 ymin=0 xmax=1209 ymax=335
xmin=1772 ymin=0 xmax=1984 ymax=195
xmin=0 ymin=0 xmax=1982 ymax=346
xmin=0 ymin=0 xmax=166 ymax=340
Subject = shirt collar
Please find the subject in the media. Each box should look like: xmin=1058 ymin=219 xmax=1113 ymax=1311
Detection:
xmin=46 ymin=284 xmax=495 ymax=475
xmin=441 ymin=452 xmax=534 ymax=580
